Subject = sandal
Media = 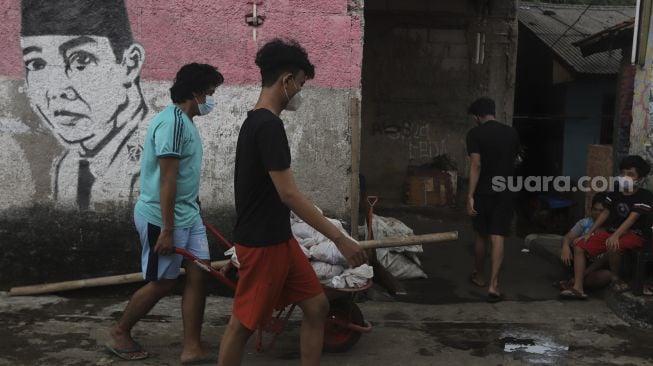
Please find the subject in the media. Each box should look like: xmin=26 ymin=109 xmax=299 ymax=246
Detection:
xmin=555 ymin=279 xmax=574 ymax=291
xmin=643 ymin=284 xmax=653 ymax=296
xmin=559 ymin=288 xmax=588 ymax=300
xmin=487 ymin=292 xmax=503 ymax=303
xmin=105 ymin=343 xmax=149 ymax=361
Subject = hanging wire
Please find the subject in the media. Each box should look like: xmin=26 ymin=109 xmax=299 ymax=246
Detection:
xmin=550 ymin=2 xmax=594 ymax=47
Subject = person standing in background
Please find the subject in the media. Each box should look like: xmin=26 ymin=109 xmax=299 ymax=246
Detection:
xmin=466 ymin=97 xmax=520 ymax=303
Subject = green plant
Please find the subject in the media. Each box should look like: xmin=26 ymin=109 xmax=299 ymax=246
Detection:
xmin=430 ymin=154 xmax=458 ymax=171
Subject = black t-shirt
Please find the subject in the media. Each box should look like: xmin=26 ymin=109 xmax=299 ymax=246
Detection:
xmin=466 ymin=120 xmax=520 ymax=195
xmin=604 ymin=188 xmax=653 ymax=239
xmin=234 ymin=109 xmax=292 ymax=247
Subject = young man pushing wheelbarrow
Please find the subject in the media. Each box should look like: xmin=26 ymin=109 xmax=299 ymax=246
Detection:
xmin=217 ymin=39 xmax=368 ymax=366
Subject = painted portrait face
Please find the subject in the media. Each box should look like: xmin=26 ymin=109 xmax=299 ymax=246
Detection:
xmin=21 ymin=35 xmax=131 ymax=151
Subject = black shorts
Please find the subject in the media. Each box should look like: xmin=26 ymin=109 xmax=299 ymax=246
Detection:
xmin=472 ymin=194 xmax=515 ymax=236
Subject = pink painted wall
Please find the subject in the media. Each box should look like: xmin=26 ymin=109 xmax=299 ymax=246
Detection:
xmin=0 ymin=0 xmax=363 ymax=88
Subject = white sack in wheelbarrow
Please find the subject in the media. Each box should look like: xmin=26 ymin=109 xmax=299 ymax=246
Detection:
xmin=330 ymin=264 xmax=374 ymax=289
xmin=291 ymin=219 xmax=345 ymax=246
xmin=290 ymin=208 xmax=373 ymax=288
xmin=309 ymin=241 xmax=348 ymax=266
xmin=223 ymin=245 xmax=310 ymax=269
xmin=311 ymin=261 xmax=345 ymax=282
xmin=361 ymin=215 xmax=428 ymax=280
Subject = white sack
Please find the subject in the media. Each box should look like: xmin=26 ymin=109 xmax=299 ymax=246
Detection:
xmin=309 ymin=241 xmax=348 ymax=266
xmin=329 ymin=264 xmax=374 ymax=289
xmin=311 ymin=261 xmax=345 ymax=281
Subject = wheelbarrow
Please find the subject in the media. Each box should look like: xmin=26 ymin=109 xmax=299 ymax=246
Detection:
xmin=175 ymin=220 xmax=458 ymax=353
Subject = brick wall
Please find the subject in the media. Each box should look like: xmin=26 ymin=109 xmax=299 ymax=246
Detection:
xmin=616 ymin=64 xmax=637 ymax=163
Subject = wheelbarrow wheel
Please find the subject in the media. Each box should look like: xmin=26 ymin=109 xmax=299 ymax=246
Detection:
xmin=323 ymin=298 xmax=365 ymax=353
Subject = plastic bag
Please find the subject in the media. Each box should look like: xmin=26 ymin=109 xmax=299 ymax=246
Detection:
xmin=224 ymin=247 xmax=240 ymax=268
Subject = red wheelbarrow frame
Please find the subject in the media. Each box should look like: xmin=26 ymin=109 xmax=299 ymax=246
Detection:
xmin=174 ymin=219 xmax=372 ymax=353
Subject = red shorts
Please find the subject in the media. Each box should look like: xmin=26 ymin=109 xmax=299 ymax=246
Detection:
xmin=576 ymin=230 xmax=645 ymax=258
xmin=232 ymin=237 xmax=324 ymax=331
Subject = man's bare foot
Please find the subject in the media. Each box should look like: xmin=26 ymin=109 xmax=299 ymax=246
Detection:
xmin=470 ymin=271 xmax=486 ymax=287
xmin=488 ymin=281 xmax=500 ymax=295
xmin=107 ymin=325 xmax=149 ymax=360
xmin=180 ymin=346 xmax=214 ymax=365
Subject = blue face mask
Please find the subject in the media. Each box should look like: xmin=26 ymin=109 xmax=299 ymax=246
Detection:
xmin=196 ymin=95 xmax=216 ymax=115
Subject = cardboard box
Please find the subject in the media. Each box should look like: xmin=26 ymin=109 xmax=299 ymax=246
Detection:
xmin=404 ymin=168 xmax=457 ymax=206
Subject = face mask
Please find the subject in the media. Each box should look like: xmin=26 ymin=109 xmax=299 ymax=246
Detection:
xmin=616 ymin=176 xmax=635 ymax=192
xmin=283 ymin=79 xmax=303 ymax=111
xmin=196 ymin=95 xmax=216 ymax=115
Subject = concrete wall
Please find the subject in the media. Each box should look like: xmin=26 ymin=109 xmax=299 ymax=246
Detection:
xmin=0 ymin=0 xmax=363 ymax=287
xmin=360 ymin=0 xmax=518 ymax=202
xmin=630 ymin=7 xmax=653 ymax=166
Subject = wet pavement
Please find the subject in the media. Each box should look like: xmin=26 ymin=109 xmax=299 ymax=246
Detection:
xmin=1 ymin=294 xmax=652 ymax=365
xmin=1 ymin=208 xmax=653 ymax=365
xmin=374 ymin=206 xmax=570 ymax=304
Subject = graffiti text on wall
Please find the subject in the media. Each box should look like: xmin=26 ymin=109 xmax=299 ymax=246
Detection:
xmin=372 ymin=120 xmax=448 ymax=160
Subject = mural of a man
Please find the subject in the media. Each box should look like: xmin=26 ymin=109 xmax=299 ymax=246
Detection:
xmin=20 ymin=0 xmax=148 ymax=209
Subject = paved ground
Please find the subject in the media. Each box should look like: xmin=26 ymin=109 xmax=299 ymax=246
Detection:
xmin=1 ymin=208 xmax=653 ymax=365
xmin=2 ymin=294 xmax=652 ymax=366
xmin=374 ymin=206 xmax=570 ymax=304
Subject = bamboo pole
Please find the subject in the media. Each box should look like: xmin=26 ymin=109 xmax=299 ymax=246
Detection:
xmin=359 ymin=231 xmax=458 ymax=249
xmin=9 ymin=231 xmax=458 ymax=296
xmin=9 ymin=260 xmax=229 ymax=296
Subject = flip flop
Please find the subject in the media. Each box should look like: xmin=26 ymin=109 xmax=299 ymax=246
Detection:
xmin=611 ymin=280 xmax=630 ymax=293
xmin=559 ymin=288 xmax=588 ymax=300
xmin=470 ymin=272 xmax=486 ymax=287
xmin=105 ymin=343 xmax=149 ymax=361
xmin=555 ymin=279 xmax=573 ymax=291
xmin=181 ymin=354 xmax=217 ymax=365
xmin=642 ymin=284 xmax=653 ymax=296
xmin=487 ymin=292 xmax=503 ymax=303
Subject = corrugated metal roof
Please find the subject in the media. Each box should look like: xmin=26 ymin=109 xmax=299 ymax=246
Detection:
xmin=518 ymin=2 xmax=635 ymax=74
xmin=573 ymin=19 xmax=634 ymax=57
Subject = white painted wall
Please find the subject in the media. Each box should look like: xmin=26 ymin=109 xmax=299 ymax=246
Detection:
xmin=0 ymin=78 xmax=354 ymax=217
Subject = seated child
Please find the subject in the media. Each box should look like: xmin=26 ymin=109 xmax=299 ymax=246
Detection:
xmin=561 ymin=155 xmax=652 ymax=300
xmin=558 ymin=192 xmax=611 ymax=291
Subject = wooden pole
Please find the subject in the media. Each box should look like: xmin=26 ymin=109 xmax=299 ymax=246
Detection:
xmin=9 ymin=260 xmax=229 ymax=297
xmin=359 ymin=231 xmax=458 ymax=250
xmin=350 ymin=97 xmax=361 ymax=239
xmin=8 ymin=232 xmax=457 ymax=296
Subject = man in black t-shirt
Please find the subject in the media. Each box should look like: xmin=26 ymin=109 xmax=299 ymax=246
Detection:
xmin=218 ymin=39 xmax=367 ymax=366
xmin=465 ymin=97 xmax=520 ymax=303
xmin=561 ymin=155 xmax=653 ymax=300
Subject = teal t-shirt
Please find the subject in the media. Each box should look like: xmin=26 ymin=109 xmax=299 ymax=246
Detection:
xmin=135 ymin=105 xmax=203 ymax=228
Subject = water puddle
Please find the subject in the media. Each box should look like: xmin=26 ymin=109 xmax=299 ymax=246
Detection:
xmin=500 ymin=331 xmax=569 ymax=364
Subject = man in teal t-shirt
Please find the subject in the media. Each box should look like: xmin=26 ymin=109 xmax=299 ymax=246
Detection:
xmin=106 ymin=63 xmax=223 ymax=364
xmin=135 ymin=103 xmax=204 ymax=229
